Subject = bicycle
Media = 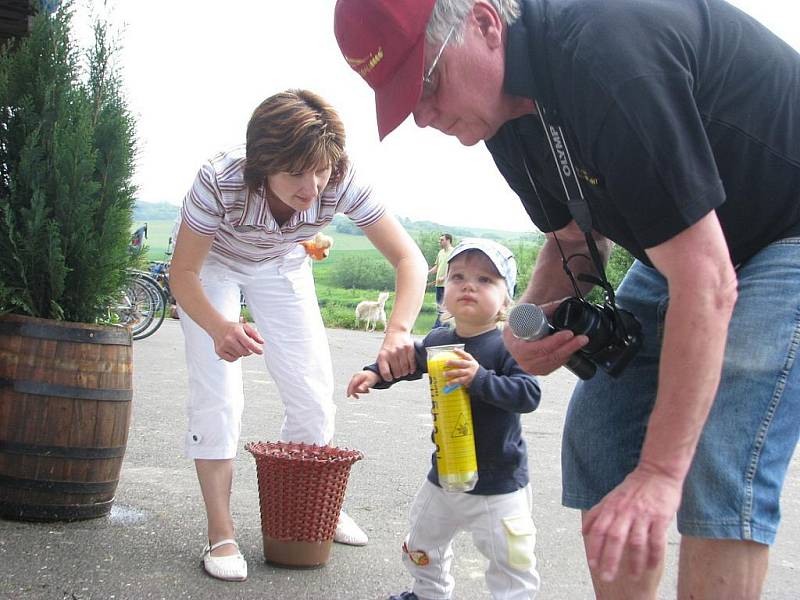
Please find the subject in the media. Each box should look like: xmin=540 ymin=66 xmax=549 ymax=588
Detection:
xmin=148 ymin=259 xmax=174 ymax=307
xmin=106 ymin=270 xmax=167 ymax=340
xmin=109 ymin=223 xmax=170 ymax=340
xmin=129 ymin=270 xmax=167 ymax=340
xmin=112 ymin=222 xmax=184 ymax=339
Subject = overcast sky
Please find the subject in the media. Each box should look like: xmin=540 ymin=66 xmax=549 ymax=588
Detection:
xmin=73 ymin=0 xmax=799 ymax=232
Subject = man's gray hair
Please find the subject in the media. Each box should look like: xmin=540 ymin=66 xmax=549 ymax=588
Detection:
xmin=426 ymin=0 xmax=521 ymax=46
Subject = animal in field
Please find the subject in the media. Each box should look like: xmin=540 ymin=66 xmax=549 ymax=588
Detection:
xmin=355 ymin=291 xmax=391 ymax=332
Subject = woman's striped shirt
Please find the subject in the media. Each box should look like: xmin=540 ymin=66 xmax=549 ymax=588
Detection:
xmin=181 ymin=145 xmax=385 ymax=263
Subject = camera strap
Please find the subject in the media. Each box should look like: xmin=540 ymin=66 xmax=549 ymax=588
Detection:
xmin=512 ymin=103 xmax=617 ymax=305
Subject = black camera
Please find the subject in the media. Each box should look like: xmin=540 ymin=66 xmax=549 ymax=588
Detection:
xmin=551 ymin=297 xmax=642 ymax=378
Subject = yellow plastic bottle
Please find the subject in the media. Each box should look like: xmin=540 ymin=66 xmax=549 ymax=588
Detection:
xmin=426 ymin=344 xmax=478 ymax=492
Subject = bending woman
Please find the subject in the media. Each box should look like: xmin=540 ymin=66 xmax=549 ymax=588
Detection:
xmin=170 ymin=89 xmax=427 ymax=582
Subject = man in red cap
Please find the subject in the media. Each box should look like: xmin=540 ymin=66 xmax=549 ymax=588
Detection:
xmin=335 ymin=1 xmax=800 ymax=600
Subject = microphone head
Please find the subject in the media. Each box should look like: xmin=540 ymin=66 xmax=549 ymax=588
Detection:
xmin=508 ymin=303 xmax=550 ymax=341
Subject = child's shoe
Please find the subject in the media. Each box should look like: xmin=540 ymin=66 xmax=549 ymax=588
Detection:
xmin=388 ymin=593 xmax=419 ymax=600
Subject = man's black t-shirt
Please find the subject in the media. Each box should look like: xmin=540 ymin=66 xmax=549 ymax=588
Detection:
xmin=486 ymin=0 xmax=800 ymax=266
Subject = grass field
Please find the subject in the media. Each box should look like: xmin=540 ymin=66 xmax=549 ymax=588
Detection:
xmin=134 ymin=220 xmax=438 ymax=334
xmin=133 ymin=220 xmax=176 ymax=261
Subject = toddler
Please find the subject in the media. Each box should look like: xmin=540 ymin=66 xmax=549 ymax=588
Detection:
xmin=348 ymin=238 xmax=541 ymax=600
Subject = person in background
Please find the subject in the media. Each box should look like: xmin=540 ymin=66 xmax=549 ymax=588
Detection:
xmin=349 ymin=238 xmax=541 ymax=600
xmin=170 ymin=89 xmax=427 ymax=582
xmin=335 ymin=0 xmax=800 ymax=598
xmin=427 ymin=232 xmax=454 ymax=327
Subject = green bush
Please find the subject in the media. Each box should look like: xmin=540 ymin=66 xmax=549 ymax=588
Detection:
xmin=0 ymin=5 xmax=136 ymax=322
xmin=331 ymin=213 xmax=363 ymax=236
xmin=586 ymin=244 xmax=635 ymax=304
xmin=415 ymin=230 xmax=446 ymax=268
xmin=331 ymin=254 xmax=395 ymax=290
xmin=507 ymin=237 xmax=633 ymax=303
xmin=320 ymin=302 xmax=359 ymax=329
xmin=508 ymin=239 xmax=541 ymax=299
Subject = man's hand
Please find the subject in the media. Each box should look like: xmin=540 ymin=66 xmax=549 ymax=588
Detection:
xmin=502 ymin=325 xmax=587 ymax=376
xmin=582 ymin=464 xmax=683 ymax=582
xmin=212 ymin=321 xmax=264 ymax=362
xmin=376 ymin=329 xmax=416 ymax=381
xmin=346 ymin=370 xmax=381 ymax=398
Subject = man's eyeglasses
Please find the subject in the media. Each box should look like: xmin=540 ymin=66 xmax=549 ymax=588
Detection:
xmin=421 ymin=24 xmax=456 ymax=100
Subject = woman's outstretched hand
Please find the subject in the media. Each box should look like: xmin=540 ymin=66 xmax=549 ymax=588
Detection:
xmin=376 ymin=329 xmax=416 ymax=381
xmin=213 ymin=321 xmax=265 ymax=362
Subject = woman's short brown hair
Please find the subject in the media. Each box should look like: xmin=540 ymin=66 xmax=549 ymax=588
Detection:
xmin=244 ymin=89 xmax=349 ymax=192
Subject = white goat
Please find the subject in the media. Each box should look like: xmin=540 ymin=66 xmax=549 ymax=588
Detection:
xmin=355 ymin=291 xmax=390 ymax=332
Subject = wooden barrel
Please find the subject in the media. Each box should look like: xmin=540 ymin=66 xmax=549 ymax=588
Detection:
xmin=0 ymin=314 xmax=133 ymax=521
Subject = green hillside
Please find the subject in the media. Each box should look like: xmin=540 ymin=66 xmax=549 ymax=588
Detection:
xmin=131 ymin=220 xmax=538 ymax=262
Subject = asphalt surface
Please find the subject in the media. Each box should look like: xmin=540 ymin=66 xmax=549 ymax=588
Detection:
xmin=1 ymin=318 xmax=798 ymax=599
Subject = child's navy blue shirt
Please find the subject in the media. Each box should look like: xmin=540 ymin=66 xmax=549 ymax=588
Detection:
xmin=365 ymin=326 xmax=541 ymax=495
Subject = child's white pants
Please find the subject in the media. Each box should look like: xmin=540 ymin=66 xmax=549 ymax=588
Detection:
xmin=179 ymin=246 xmax=335 ymax=459
xmin=404 ymin=480 xmax=540 ymax=600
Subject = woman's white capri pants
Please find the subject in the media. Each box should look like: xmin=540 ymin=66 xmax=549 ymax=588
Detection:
xmin=179 ymin=245 xmax=335 ymax=459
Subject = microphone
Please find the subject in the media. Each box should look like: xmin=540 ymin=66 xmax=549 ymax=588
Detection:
xmin=508 ymin=303 xmax=597 ymax=380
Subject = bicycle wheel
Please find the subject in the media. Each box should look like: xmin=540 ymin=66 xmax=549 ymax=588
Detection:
xmin=131 ymin=273 xmax=167 ymax=340
xmin=109 ymin=277 xmax=155 ymax=337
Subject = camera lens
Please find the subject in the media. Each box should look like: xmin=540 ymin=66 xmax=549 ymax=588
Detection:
xmin=552 ymin=298 xmax=614 ymax=353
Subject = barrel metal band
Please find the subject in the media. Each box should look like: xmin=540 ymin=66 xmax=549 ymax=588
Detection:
xmin=0 ymin=498 xmax=114 ymax=521
xmin=0 ymin=441 xmax=126 ymax=459
xmin=0 ymin=474 xmax=117 ymax=494
xmin=0 ymin=320 xmax=131 ymax=346
xmin=0 ymin=378 xmax=132 ymax=402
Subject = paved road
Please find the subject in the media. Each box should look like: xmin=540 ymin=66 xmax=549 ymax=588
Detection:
xmin=1 ymin=319 xmax=798 ymax=599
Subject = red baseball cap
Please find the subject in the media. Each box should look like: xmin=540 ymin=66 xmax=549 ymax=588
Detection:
xmin=334 ymin=0 xmax=436 ymax=140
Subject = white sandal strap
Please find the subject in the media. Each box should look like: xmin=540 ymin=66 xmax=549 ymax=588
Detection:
xmin=208 ymin=538 xmax=239 ymax=553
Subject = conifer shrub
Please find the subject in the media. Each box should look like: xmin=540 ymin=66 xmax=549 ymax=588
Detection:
xmin=0 ymin=3 xmax=136 ymax=322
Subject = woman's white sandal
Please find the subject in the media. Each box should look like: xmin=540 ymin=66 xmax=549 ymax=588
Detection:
xmin=200 ymin=538 xmax=248 ymax=582
xmin=334 ymin=511 xmax=368 ymax=546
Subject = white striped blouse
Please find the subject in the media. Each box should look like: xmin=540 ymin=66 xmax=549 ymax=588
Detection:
xmin=181 ymin=145 xmax=385 ymax=263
